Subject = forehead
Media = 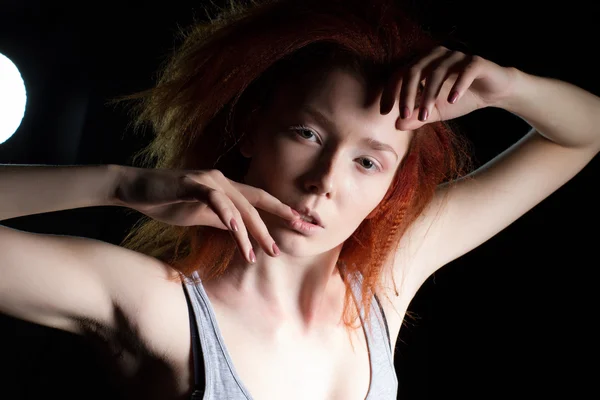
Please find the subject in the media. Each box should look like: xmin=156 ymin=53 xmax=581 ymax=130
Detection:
xmin=268 ymin=66 xmax=413 ymax=154
xmin=273 ymin=65 xmax=378 ymax=110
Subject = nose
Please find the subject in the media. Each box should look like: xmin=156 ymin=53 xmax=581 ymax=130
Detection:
xmin=302 ymin=151 xmax=339 ymax=198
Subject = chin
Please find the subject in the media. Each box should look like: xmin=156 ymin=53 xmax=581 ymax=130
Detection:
xmin=268 ymin=227 xmax=317 ymax=254
xmin=272 ymin=226 xmax=345 ymax=257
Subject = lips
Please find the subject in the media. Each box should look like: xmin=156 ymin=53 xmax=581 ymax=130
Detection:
xmin=292 ymin=206 xmax=324 ymax=228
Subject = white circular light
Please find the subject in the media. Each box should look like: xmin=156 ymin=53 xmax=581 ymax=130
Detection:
xmin=0 ymin=52 xmax=28 ymax=145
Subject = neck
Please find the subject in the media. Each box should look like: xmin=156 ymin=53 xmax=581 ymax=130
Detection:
xmin=213 ymin=242 xmax=346 ymax=332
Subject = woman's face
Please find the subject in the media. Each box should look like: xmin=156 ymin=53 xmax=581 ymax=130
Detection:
xmin=242 ymin=65 xmax=413 ymax=257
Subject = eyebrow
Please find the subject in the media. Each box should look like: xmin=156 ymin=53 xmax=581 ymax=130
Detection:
xmin=302 ymin=106 xmax=399 ymax=161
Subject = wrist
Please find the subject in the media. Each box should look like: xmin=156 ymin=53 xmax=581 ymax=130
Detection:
xmin=106 ymin=164 xmax=132 ymax=207
xmin=492 ymin=67 xmax=533 ymax=112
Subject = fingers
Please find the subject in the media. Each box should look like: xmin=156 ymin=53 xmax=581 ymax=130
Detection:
xmin=232 ymin=181 xmax=298 ymax=221
xmin=380 ymin=46 xmax=448 ymax=117
xmin=206 ymin=188 xmax=263 ymax=264
xmin=416 ymin=50 xmax=467 ymax=121
xmin=398 ymin=48 xmax=451 ymax=121
xmin=191 ymin=172 xmax=296 ymax=263
xmin=223 ymin=180 xmax=294 ymax=259
xmin=444 ymin=55 xmax=482 ymax=105
xmin=380 ymin=46 xmax=473 ymax=123
xmin=182 ymin=175 xmax=266 ymax=264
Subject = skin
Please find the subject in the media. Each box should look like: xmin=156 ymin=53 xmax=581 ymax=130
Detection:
xmin=213 ymin=65 xmax=414 ymax=334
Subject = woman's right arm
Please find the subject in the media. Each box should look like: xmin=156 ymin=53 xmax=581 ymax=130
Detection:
xmin=0 ymin=164 xmax=175 ymax=336
xmin=0 ymin=163 xmax=297 ymax=337
xmin=0 ymin=164 xmax=121 ymax=221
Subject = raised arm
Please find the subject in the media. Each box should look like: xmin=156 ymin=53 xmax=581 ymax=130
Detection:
xmin=0 ymin=164 xmax=121 ymax=221
xmin=0 ymin=163 xmax=300 ymax=337
xmin=0 ymin=164 xmax=173 ymax=336
xmin=425 ymin=69 xmax=600 ymax=269
xmin=379 ymin=47 xmax=600 ymax=292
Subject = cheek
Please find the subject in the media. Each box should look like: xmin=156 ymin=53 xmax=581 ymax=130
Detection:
xmin=339 ymin=190 xmax=386 ymax=227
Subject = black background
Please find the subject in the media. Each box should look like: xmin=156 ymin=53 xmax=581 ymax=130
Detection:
xmin=0 ymin=0 xmax=597 ymax=399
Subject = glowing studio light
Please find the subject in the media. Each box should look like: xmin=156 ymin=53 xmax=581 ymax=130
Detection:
xmin=0 ymin=52 xmax=27 ymax=145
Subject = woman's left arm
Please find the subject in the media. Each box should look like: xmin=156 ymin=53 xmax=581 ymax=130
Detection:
xmin=382 ymin=47 xmax=599 ymax=286
xmin=497 ymin=69 xmax=600 ymax=151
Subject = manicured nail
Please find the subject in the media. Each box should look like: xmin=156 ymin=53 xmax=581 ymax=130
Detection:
xmin=229 ymin=218 xmax=239 ymax=232
xmin=448 ymin=90 xmax=459 ymax=104
xmin=401 ymin=106 xmax=410 ymax=119
xmin=418 ymin=108 xmax=428 ymax=122
xmin=272 ymin=242 xmax=280 ymax=256
xmin=249 ymin=248 xmax=256 ymax=263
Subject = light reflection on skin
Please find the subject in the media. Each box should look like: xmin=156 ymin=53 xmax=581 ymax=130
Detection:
xmin=214 ymin=66 xmax=413 ymax=332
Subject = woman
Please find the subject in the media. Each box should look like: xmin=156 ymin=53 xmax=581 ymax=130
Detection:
xmin=1 ymin=0 xmax=598 ymax=399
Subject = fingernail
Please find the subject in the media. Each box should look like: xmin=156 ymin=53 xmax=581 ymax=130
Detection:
xmin=291 ymin=209 xmax=300 ymax=217
xmin=272 ymin=242 xmax=280 ymax=256
xmin=401 ymin=106 xmax=410 ymax=119
xmin=418 ymin=108 xmax=428 ymax=122
xmin=249 ymin=248 xmax=256 ymax=263
xmin=229 ymin=218 xmax=239 ymax=232
xmin=448 ymin=90 xmax=459 ymax=104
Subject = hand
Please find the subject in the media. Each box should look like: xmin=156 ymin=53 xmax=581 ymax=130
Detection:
xmin=115 ymin=167 xmax=299 ymax=263
xmin=380 ymin=45 xmax=519 ymax=130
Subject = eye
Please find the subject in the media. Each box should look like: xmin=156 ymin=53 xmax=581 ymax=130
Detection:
xmin=292 ymin=125 xmax=320 ymax=143
xmin=290 ymin=125 xmax=382 ymax=173
xmin=358 ymin=157 xmax=379 ymax=172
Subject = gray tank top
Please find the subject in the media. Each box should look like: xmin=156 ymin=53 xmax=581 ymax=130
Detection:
xmin=182 ymin=270 xmax=398 ymax=399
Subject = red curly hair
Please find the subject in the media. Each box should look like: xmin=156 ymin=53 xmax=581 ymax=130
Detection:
xmin=119 ymin=0 xmax=474 ymax=334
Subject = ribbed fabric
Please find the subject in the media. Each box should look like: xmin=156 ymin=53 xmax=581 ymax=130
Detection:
xmin=182 ymin=270 xmax=398 ymax=399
